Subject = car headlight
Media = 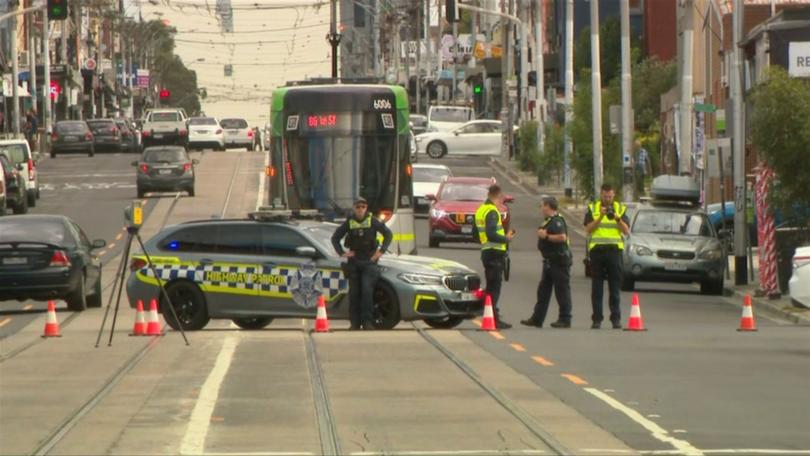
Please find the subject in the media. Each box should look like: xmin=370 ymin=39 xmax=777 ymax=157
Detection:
xmin=632 ymin=245 xmax=654 ymax=256
xmin=698 ymin=247 xmax=723 ymax=261
xmin=430 ymin=208 xmax=447 ymax=219
xmin=415 ymin=136 xmax=424 ymax=143
xmin=398 ymin=273 xmax=443 ymax=286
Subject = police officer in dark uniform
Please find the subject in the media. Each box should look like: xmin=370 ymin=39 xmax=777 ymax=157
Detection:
xmin=521 ymin=196 xmax=573 ymax=328
xmin=331 ymin=197 xmax=393 ymax=330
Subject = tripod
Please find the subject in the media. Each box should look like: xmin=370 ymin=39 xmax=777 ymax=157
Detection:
xmin=95 ymin=226 xmax=189 ymax=347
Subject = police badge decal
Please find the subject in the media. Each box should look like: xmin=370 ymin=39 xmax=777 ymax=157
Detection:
xmin=290 ymin=263 xmax=323 ymax=308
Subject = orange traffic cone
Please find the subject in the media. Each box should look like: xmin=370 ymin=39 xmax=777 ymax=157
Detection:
xmin=130 ymin=300 xmax=146 ymax=336
xmin=145 ymin=299 xmax=162 ymax=336
xmin=479 ymin=294 xmax=496 ymax=331
xmin=624 ymin=293 xmax=647 ymax=331
xmin=42 ymin=300 xmax=62 ymax=338
xmin=737 ymin=294 xmax=758 ymax=332
xmin=314 ymin=295 xmax=330 ymax=333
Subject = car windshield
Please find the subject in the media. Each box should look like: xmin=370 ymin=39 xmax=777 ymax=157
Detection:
xmin=430 ymin=108 xmax=472 ymax=123
xmin=143 ymin=148 xmax=187 ymax=163
xmin=189 ymin=118 xmax=218 ymax=126
xmin=411 ymin=116 xmax=428 ymax=127
xmin=150 ymin=112 xmax=180 ymax=122
xmin=302 ymin=225 xmax=339 ymax=257
xmin=632 ymin=210 xmax=713 ymax=237
xmin=414 ymin=167 xmax=451 ymax=183
xmin=439 ymin=183 xmax=489 ymax=202
xmin=221 ymin=119 xmax=248 ymax=129
xmin=56 ymin=122 xmax=87 ymax=133
xmin=0 ymin=218 xmax=74 ymax=247
xmin=0 ymin=144 xmax=29 ymax=163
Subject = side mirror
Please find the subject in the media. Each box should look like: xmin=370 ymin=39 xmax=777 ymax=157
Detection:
xmin=295 ymin=246 xmax=319 ymax=258
xmin=91 ymin=239 xmax=107 ymax=250
xmin=454 ymin=131 xmax=460 ymax=136
xmin=425 ymin=194 xmax=436 ymax=201
xmin=504 ymin=195 xmax=515 ymax=204
xmin=717 ymin=228 xmax=732 ymax=239
xmin=192 ymin=159 xmax=200 ymax=165
xmin=130 ymin=160 xmax=138 ymax=166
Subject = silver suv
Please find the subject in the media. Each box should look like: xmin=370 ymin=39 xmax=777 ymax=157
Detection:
xmin=0 ymin=140 xmax=40 ymax=208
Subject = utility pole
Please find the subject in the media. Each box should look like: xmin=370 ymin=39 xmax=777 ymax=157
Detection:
xmin=620 ymin=0 xmax=633 ymax=201
xmin=12 ymin=10 xmax=20 ymax=137
xmin=43 ymin=10 xmax=51 ymax=145
xmin=563 ymin=0 xmax=573 ymax=197
xmin=424 ymin=0 xmax=431 ymax=108
xmin=534 ymin=0 xmax=544 ymax=151
xmin=327 ymin=0 xmax=341 ymax=78
xmin=518 ymin=0 xmax=528 ymax=124
xmin=436 ymin=0 xmax=442 ymax=101
xmin=28 ymin=11 xmax=36 ymax=116
xmin=731 ymin=0 xmax=747 ymax=285
xmin=679 ymin=0 xmax=694 ymax=175
xmin=372 ymin=0 xmax=380 ymax=78
xmin=590 ymin=0 xmax=604 ymax=195
xmin=416 ymin=1 xmax=422 ymax=114
xmin=452 ymin=21 xmax=457 ymax=101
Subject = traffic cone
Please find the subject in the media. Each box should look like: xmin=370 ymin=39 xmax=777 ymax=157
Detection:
xmin=314 ymin=295 xmax=330 ymax=333
xmin=145 ymin=299 xmax=162 ymax=336
xmin=624 ymin=293 xmax=647 ymax=331
xmin=130 ymin=300 xmax=146 ymax=336
xmin=41 ymin=300 xmax=62 ymax=338
xmin=479 ymin=294 xmax=496 ymax=331
xmin=737 ymin=294 xmax=758 ymax=332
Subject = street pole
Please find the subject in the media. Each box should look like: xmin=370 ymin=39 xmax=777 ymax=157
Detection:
xmin=731 ymin=0 xmax=747 ymax=284
xmin=424 ymin=0 xmax=431 ymax=108
xmin=452 ymin=21 xmax=457 ymax=102
xmin=534 ymin=0 xmax=544 ymax=151
xmin=372 ymin=0 xmax=380 ymax=78
xmin=327 ymin=0 xmax=341 ymax=78
xmin=519 ymin=0 xmax=528 ymax=124
xmin=590 ymin=0 xmax=604 ymax=195
xmin=28 ymin=12 xmax=36 ymax=117
xmin=12 ymin=11 xmax=21 ymax=137
xmin=436 ymin=0 xmax=443 ymax=101
xmin=563 ymin=0 xmax=573 ymax=197
xmin=43 ymin=11 xmax=51 ymax=146
xmin=620 ymin=0 xmax=633 ymax=201
xmin=416 ymin=1 xmax=422 ymax=114
xmin=679 ymin=0 xmax=694 ymax=175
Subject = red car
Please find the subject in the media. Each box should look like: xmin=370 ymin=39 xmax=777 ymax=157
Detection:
xmin=426 ymin=177 xmax=513 ymax=248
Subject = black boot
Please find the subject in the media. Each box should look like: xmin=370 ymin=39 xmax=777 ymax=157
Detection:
xmin=520 ymin=318 xmax=542 ymax=328
xmin=550 ymin=321 xmax=571 ymax=328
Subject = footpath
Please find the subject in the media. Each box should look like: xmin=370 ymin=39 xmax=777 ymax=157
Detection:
xmin=490 ymin=156 xmax=810 ymax=326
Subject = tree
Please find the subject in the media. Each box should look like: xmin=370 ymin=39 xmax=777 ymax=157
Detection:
xmin=632 ymin=57 xmax=676 ymax=132
xmin=574 ymin=17 xmax=641 ymax=85
xmin=749 ymin=67 xmax=810 ymax=218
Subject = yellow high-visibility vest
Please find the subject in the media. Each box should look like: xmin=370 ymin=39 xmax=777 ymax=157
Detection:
xmin=474 ymin=202 xmax=507 ymax=251
xmin=587 ymin=201 xmax=626 ymax=251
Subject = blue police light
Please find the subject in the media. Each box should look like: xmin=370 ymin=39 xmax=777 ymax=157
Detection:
xmin=167 ymin=241 xmax=180 ymax=250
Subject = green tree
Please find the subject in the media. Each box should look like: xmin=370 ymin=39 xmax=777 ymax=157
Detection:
xmin=574 ymin=17 xmax=641 ymax=85
xmin=749 ymin=67 xmax=810 ymax=218
xmin=632 ymin=57 xmax=677 ymax=132
xmin=145 ymin=20 xmax=201 ymax=115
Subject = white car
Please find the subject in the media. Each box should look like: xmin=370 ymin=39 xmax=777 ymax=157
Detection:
xmin=789 ymin=246 xmax=810 ymax=308
xmin=427 ymin=105 xmax=475 ymax=132
xmin=415 ymin=120 xmax=505 ymax=158
xmin=412 ymin=163 xmax=453 ymax=214
xmin=220 ymin=118 xmax=253 ymax=150
xmin=187 ymin=117 xmax=225 ymax=151
xmin=0 ymin=140 xmax=39 ymax=208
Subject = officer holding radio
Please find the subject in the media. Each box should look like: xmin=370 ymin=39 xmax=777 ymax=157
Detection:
xmin=584 ymin=184 xmax=630 ymax=329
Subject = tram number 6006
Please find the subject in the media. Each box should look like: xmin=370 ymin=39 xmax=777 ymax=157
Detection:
xmin=373 ymin=99 xmax=392 ymax=110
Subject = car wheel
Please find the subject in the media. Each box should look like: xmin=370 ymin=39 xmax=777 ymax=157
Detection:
xmin=621 ymin=277 xmax=635 ymax=292
xmin=428 ymin=236 xmax=440 ymax=248
xmin=66 ymin=274 xmax=88 ymax=311
xmin=88 ymin=147 xmax=94 ymax=157
xmin=426 ymin=141 xmax=447 ymax=159
xmin=137 ymin=187 xmax=145 ymax=198
xmin=13 ymin=193 xmax=28 ymax=214
xmin=423 ymin=316 xmax=464 ymax=329
xmin=86 ymin=273 xmax=103 ymax=308
xmin=50 ymin=151 xmax=56 ymax=158
xmin=372 ymin=281 xmax=401 ymax=330
xmin=27 ymin=190 xmax=36 ymax=207
xmin=232 ymin=317 xmax=274 ymax=330
xmin=700 ymin=278 xmax=724 ymax=296
xmin=188 ymin=187 xmax=195 ymax=197
xmin=161 ymin=281 xmax=210 ymax=331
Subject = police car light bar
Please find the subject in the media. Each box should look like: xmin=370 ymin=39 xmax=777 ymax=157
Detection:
xmin=249 ymin=208 xmax=324 ymax=222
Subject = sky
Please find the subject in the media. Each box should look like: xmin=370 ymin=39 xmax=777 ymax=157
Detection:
xmin=134 ymin=0 xmax=332 ymax=127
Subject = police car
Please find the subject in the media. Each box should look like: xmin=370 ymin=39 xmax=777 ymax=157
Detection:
xmin=126 ymin=211 xmax=484 ymax=330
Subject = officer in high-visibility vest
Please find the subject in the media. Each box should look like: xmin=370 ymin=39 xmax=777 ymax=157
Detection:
xmin=474 ymin=184 xmax=515 ymax=329
xmin=331 ymin=197 xmax=393 ymax=330
xmin=521 ymin=196 xmax=573 ymax=328
xmin=584 ymin=184 xmax=630 ymax=329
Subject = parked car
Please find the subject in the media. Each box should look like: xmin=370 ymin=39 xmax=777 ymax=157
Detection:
xmin=412 ymin=163 xmax=453 ymax=214
xmin=415 ymin=120 xmax=507 ymax=158
xmin=220 ymin=118 xmax=253 ymax=149
xmin=427 ymin=177 xmax=512 ymax=248
xmin=262 ymin=122 xmax=272 ymax=150
xmin=0 ymin=215 xmax=106 ymax=311
xmin=51 ymin=120 xmax=94 ymax=157
xmin=789 ymin=246 xmax=810 ymax=308
xmin=141 ymin=109 xmax=188 ymax=147
xmin=86 ymin=119 xmax=122 ymax=152
xmin=0 ymin=154 xmax=26 ymax=214
xmin=427 ymin=105 xmax=475 ymax=132
xmin=410 ymin=114 xmax=429 ymax=135
xmin=133 ymin=146 xmax=199 ymax=198
xmin=0 ymin=140 xmax=39 ymax=208
xmin=187 ymin=117 xmax=224 ymax=151
xmin=115 ymin=118 xmax=139 ymax=153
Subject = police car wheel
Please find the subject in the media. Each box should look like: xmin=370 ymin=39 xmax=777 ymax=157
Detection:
xmin=162 ymin=282 xmax=210 ymax=331
xmin=232 ymin=317 xmax=274 ymax=330
xmin=423 ymin=316 xmax=464 ymax=329
xmin=372 ymin=282 xmax=401 ymax=330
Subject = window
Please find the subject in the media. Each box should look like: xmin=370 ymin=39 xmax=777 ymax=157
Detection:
xmin=261 ymin=226 xmax=312 ymax=256
xmin=215 ymin=225 xmax=262 ymax=255
xmin=438 ymin=183 xmax=489 ymax=202
xmin=159 ymin=226 xmax=220 ymax=253
xmin=71 ymin=222 xmax=91 ymax=250
xmin=56 ymin=122 xmax=88 ymax=134
xmin=144 ymin=148 xmax=188 ymax=163
xmin=220 ymin=118 xmax=248 ymax=129
xmin=150 ymin=112 xmax=180 ymax=122
xmin=188 ymin=117 xmax=218 ymax=126
xmin=0 ymin=218 xmax=75 ymax=248
xmin=87 ymin=121 xmax=116 ymax=134
xmin=632 ymin=210 xmax=712 ymax=237
xmin=456 ymin=123 xmax=483 ymax=134
xmin=0 ymin=144 xmax=29 ymax=164
xmin=354 ymin=2 xmax=365 ymax=27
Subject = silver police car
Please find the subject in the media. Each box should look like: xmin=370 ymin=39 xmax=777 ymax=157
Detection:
xmin=126 ymin=215 xmax=484 ymax=330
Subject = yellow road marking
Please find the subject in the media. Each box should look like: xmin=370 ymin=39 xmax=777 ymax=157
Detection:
xmin=561 ymin=373 xmax=588 ymax=385
xmin=489 ymin=331 xmax=505 ymax=340
xmin=510 ymin=343 xmax=526 ymax=352
xmin=98 ymin=250 xmax=107 ymax=256
xmin=532 ymin=356 xmax=555 ymax=367
xmin=472 ymin=319 xmax=482 ymax=327
xmin=23 ymin=304 xmax=33 ymax=311
xmin=115 ymin=233 xmax=123 ymax=241
xmin=108 ymin=242 xmax=116 ymax=249
xmin=0 ymin=318 xmax=11 ymax=328
xmin=210 ymin=416 xmax=225 ymax=422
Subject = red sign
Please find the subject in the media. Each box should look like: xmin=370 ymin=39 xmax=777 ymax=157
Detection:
xmin=49 ymin=81 xmax=61 ymax=100
xmin=306 ymin=114 xmax=337 ymax=128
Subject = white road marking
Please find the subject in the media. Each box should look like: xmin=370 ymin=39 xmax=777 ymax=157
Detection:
xmin=352 ymin=451 xmax=548 ymax=456
xmin=204 ymin=453 xmax=314 ymax=456
xmin=585 ymin=388 xmax=703 ymax=456
xmin=256 ymin=149 xmax=268 ymax=211
xmin=582 ymin=451 xmax=810 ymax=455
xmin=180 ymin=336 xmax=239 ymax=455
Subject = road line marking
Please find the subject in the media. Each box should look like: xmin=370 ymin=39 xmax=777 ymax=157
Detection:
xmin=351 ymin=451 xmax=549 ymax=456
xmin=115 ymin=233 xmax=123 ymax=241
xmin=673 ymin=430 xmax=688 ymax=434
xmin=648 ymin=414 xmax=661 ymax=418
xmin=180 ymin=336 xmax=239 ymax=455
xmin=204 ymin=453 xmax=315 ymax=456
xmin=256 ymin=149 xmax=268 ymax=211
xmin=531 ymin=355 xmax=555 ymax=367
xmin=472 ymin=319 xmax=482 ymax=327
xmin=489 ymin=331 xmax=505 ymax=340
xmin=585 ymin=387 xmax=703 ymax=455
xmin=98 ymin=250 xmax=107 ymax=256
xmin=561 ymin=373 xmax=589 ymax=385
xmin=509 ymin=343 xmax=526 ymax=352
xmin=0 ymin=318 xmax=11 ymax=328
xmin=210 ymin=416 xmax=224 ymax=422
xmin=23 ymin=304 xmax=33 ymax=311
xmin=108 ymin=242 xmax=116 ymax=249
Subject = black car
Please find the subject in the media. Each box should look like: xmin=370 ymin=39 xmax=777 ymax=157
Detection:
xmin=51 ymin=121 xmax=94 ymax=157
xmin=0 ymin=154 xmax=27 ymax=214
xmin=0 ymin=215 xmax=106 ymax=311
xmin=115 ymin=118 xmax=139 ymax=153
xmin=86 ymin=119 xmax=122 ymax=152
xmin=132 ymin=146 xmax=198 ymax=198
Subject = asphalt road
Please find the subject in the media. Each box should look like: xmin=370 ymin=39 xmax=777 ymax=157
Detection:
xmin=0 ymin=151 xmax=807 ymax=455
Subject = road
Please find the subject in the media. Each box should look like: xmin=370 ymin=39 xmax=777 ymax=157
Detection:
xmin=0 ymin=152 xmax=807 ymax=456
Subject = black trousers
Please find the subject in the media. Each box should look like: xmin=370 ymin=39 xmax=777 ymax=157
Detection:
xmin=481 ymin=249 xmax=506 ymax=314
xmin=589 ymin=246 xmax=623 ymax=323
xmin=531 ymin=260 xmax=572 ymax=325
xmin=345 ymin=259 xmax=380 ymax=329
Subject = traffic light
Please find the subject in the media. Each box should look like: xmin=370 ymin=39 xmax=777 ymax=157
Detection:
xmin=473 ymin=83 xmax=483 ymax=95
xmin=159 ymin=89 xmax=171 ymax=100
xmin=446 ymin=0 xmax=460 ymax=23
xmin=47 ymin=0 xmax=68 ymax=20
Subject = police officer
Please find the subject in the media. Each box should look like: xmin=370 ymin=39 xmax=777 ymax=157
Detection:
xmin=521 ymin=196 xmax=573 ymax=328
xmin=474 ymin=184 xmax=514 ymax=329
xmin=331 ymin=197 xmax=393 ymax=330
xmin=584 ymin=184 xmax=630 ymax=329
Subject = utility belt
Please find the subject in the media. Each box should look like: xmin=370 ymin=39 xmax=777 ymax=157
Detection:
xmin=590 ymin=244 xmax=621 ymax=253
xmin=543 ymin=249 xmax=572 ymax=266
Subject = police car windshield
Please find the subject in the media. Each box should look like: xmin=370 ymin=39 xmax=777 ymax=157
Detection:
xmin=632 ymin=210 xmax=712 ymax=237
xmin=301 ymin=225 xmax=339 ymax=257
xmin=439 ymin=183 xmax=488 ymax=202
